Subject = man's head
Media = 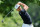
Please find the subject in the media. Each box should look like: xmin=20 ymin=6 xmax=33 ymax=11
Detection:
xmin=15 ymin=4 xmax=22 ymax=11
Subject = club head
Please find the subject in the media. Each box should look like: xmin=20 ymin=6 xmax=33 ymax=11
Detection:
xmin=2 ymin=20 xmax=4 ymax=23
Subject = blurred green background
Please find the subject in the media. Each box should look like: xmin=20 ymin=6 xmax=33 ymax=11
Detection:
xmin=0 ymin=0 xmax=40 ymax=27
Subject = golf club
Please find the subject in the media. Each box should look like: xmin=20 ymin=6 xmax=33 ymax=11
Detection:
xmin=2 ymin=9 xmax=13 ymax=23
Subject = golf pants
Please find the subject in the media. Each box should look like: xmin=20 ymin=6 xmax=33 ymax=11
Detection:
xmin=22 ymin=23 xmax=34 ymax=27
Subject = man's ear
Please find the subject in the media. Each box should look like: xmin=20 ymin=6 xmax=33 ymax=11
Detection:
xmin=16 ymin=6 xmax=22 ymax=11
xmin=18 ymin=6 xmax=22 ymax=10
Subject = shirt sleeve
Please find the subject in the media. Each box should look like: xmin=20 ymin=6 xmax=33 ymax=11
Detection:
xmin=19 ymin=9 xmax=32 ymax=24
xmin=19 ymin=9 xmax=26 ymax=14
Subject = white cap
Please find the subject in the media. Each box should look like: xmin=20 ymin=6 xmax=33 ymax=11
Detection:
xmin=15 ymin=4 xmax=20 ymax=9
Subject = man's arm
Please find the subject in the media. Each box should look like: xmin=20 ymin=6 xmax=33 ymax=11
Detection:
xmin=19 ymin=9 xmax=32 ymax=24
xmin=17 ymin=2 xmax=29 ymax=11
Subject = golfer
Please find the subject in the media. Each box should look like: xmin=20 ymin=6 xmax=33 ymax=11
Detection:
xmin=15 ymin=2 xmax=34 ymax=27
